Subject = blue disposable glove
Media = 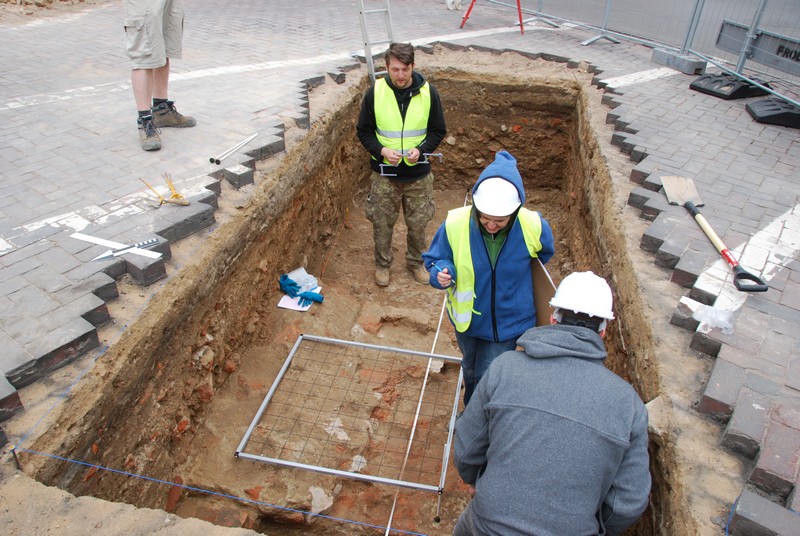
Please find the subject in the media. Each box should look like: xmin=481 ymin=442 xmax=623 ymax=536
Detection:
xmin=279 ymin=274 xmax=301 ymax=297
xmin=298 ymin=290 xmax=324 ymax=307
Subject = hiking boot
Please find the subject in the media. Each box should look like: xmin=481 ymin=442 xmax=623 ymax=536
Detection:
xmin=137 ymin=115 xmax=161 ymax=151
xmin=408 ymin=264 xmax=429 ymax=285
xmin=375 ymin=266 xmax=390 ymax=287
xmin=152 ymin=100 xmax=196 ymax=128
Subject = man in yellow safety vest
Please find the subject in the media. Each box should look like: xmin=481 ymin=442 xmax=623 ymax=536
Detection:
xmin=357 ymin=43 xmax=447 ymax=288
xmin=423 ymin=151 xmax=555 ymax=406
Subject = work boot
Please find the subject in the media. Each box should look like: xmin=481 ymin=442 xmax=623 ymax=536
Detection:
xmin=375 ymin=266 xmax=390 ymax=287
xmin=152 ymin=100 xmax=197 ymax=128
xmin=408 ymin=264 xmax=429 ymax=285
xmin=137 ymin=115 xmax=161 ymax=151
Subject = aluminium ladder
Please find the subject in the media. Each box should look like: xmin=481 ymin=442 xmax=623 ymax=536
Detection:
xmin=357 ymin=0 xmax=395 ymax=83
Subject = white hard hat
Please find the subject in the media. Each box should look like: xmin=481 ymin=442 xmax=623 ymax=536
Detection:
xmin=472 ymin=177 xmax=521 ymax=217
xmin=550 ymin=271 xmax=615 ymax=320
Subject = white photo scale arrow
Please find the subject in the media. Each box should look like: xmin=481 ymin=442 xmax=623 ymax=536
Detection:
xmin=71 ymin=232 xmax=163 ymax=261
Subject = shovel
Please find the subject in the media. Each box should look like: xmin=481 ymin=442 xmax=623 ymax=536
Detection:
xmin=660 ymin=175 xmax=768 ymax=293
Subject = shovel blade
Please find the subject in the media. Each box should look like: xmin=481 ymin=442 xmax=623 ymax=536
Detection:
xmin=661 ymin=175 xmax=704 ymax=207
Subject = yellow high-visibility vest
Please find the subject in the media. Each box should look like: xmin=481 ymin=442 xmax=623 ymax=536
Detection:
xmin=444 ymin=206 xmax=543 ymax=332
xmin=374 ymin=78 xmax=431 ymax=167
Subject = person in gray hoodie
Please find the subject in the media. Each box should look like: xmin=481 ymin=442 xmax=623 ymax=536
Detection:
xmin=453 ymin=271 xmax=651 ymax=536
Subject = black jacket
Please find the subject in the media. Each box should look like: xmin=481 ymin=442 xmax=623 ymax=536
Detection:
xmin=356 ymin=71 xmax=447 ymax=182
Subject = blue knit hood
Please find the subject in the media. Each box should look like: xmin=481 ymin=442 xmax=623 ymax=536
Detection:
xmin=471 ymin=150 xmax=526 ymax=205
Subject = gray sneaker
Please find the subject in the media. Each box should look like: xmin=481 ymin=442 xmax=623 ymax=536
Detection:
xmin=137 ymin=115 xmax=161 ymax=151
xmin=152 ymin=100 xmax=196 ymax=128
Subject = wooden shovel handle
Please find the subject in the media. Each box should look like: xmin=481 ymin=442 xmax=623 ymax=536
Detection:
xmin=684 ymin=201 xmax=768 ymax=292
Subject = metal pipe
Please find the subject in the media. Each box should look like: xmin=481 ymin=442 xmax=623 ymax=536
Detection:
xmin=210 ymin=133 xmax=258 ymax=165
xmin=237 ymin=451 xmax=440 ymax=492
xmin=235 ymin=334 xmax=304 ymax=455
xmin=735 ymin=0 xmax=770 ymax=74
xmin=681 ymin=0 xmax=706 ymax=55
xmin=302 ymin=333 xmax=461 ymax=363
xmin=580 ymin=0 xmax=621 ymax=46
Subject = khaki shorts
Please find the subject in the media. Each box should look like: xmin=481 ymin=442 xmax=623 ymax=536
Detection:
xmin=123 ymin=0 xmax=184 ymax=69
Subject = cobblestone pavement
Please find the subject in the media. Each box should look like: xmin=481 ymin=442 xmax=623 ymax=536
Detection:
xmin=1 ymin=0 xmax=798 ymax=534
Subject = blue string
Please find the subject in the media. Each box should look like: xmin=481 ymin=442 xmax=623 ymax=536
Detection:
xmin=16 ymin=448 xmax=428 ymax=535
xmin=725 ymin=494 xmax=739 ymax=535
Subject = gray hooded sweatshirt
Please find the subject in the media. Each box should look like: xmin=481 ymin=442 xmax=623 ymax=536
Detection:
xmin=454 ymin=325 xmax=651 ymax=536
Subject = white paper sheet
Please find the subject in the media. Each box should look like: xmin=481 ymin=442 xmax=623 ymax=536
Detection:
xmin=277 ymin=287 xmax=322 ymax=312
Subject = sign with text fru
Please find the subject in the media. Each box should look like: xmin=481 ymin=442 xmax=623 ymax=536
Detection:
xmin=717 ymin=20 xmax=800 ymax=77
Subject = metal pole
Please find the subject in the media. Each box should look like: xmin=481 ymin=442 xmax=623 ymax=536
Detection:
xmin=234 ymin=334 xmax=305 ymax=455
xmin=680 ymin=0 xmax=706 ymax=55
xmin=735 ymin=0 xmax=770 ymax=74
xmin=580 ymin=0 xmax=620 ymax=46
xmin=521 ymin=0 xmax=559 ymax=29
xmin=600 ymin=0 xmax=612 ymax=32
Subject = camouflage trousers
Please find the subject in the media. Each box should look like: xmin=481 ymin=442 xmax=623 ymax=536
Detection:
xmin=365 ymin=171 xmax=435 ymax=268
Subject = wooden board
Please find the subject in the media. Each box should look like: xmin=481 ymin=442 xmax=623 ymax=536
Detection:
xmin=532 ymin=258 xmax=557 ymax=326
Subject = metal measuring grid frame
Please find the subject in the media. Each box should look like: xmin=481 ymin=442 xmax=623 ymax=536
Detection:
xmin=235 ymin=334 xmax=463 ymax=493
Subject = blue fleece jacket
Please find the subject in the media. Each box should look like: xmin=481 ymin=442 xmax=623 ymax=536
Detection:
xmin=422 ymin=151 xmax=555 ymax=342
xmin=454 ymin=325 xmax=651 ymax=536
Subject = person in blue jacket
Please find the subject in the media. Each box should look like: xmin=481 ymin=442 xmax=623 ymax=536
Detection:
xmin=422 ymin=150 xmax=555 ymax=406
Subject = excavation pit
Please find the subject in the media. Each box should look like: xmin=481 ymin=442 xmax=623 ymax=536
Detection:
xmin=18 ymin=50 xmax=674 ymax=535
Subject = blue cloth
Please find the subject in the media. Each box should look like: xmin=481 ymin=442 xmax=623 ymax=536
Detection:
xmin=455 ymin=330 xmax=518 ymax=406
xmin=279 ymin=274 xmax=301 ymax=297
xmin=297 ymin=290 xmax=324 ymax=307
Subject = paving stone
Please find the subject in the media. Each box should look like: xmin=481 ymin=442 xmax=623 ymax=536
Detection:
xmin=749 ymin=411 xmax=800 ymax=498
xmin=7 ymin=282 xmax=60 ymax=317
xmin=671 ymin=296 xmax=702 ymax=332
xmin=42 ymin=293 xmax=110 ymax=330
xmin=656 ymin=233 xmax=690 ymax=269
xmin=627 ymin=186 xmax=655 ymax=212
xmin=671 ymin=248 xmax=711 ymax=288
xmin=640 ymin=192 xmax=672 ymax=221
xmin=122 ymin=253 xmax=168 ymax=287
xmin=690 ymin=328 xmax=723 ymax=357
xmin=222 ymin=164 xmax=255 ymax=189
xmin=54 ymin=272 xmax=118 ymax=304
xmin=698 ymin=358 xmax=746 ymax=421
xmin=729 ymin=489 xmax=800 ymax=536
xmin=146 ymin=202 xmax=216 ymax=244
xmin=12 ymin=317 xmax=98 ymax=389
xmin=0 ymin=375 xmax=23 ymax=423
xmin=722 ymin=387 xmax=770 ymax=459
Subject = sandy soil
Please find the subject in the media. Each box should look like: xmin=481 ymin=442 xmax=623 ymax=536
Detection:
xmin=1 ymin=4 xmax=742 ymax=534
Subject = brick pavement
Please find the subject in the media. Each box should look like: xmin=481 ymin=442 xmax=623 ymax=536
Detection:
xmin=1 ymin=0 xmax=799 ymax=533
